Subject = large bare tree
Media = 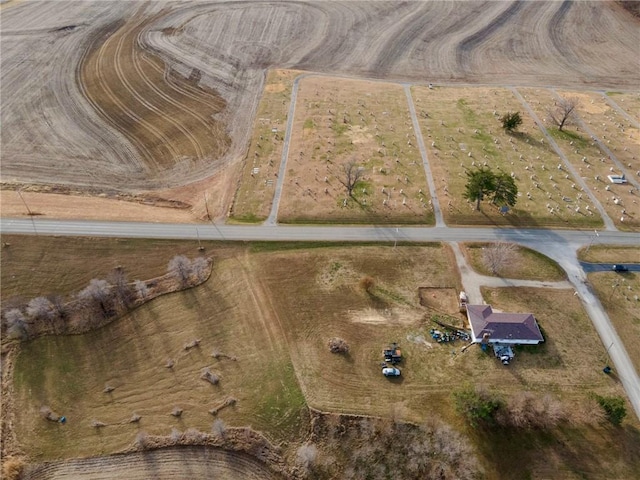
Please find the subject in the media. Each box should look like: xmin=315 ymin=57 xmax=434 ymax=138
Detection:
xmin=78 ymin=279 xmax=113 ymax=319
xmin=547 ymin=96 xmax=579 ymax=131
xmin=109 ymin=268 xmax=134 ymax=308
xmin=192 ymin=257 xmax=210 ymax=282
xmin=4 ymin=308 xmax=28 ymax=340
xmin=134 ymin=279 xmax=149 ymax=300
xmin=168 ymin=255 xmax=192 ymax=286
xmin=482 ymin=242 xmax=517 ymax=275
xmin=338 ymin=160 xmax=364 ymax=197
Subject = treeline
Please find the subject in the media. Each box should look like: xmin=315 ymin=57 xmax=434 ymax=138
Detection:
xmin=2 ymin=255 xmax=211 ymax=342
xmin=453 ymin=386 xmax=627 ymax=429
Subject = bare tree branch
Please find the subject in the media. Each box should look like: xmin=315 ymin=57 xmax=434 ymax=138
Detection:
xmin=168 ymin=255 xmax=192 ymax=286
xmin=337 ymin=160 xmax=364 ymax=197
xmin=78 ymin=279 xmax=113 ymax=319
xmin=547 ymin=96 xmax=579 ymax=131
xmin=482 ymin=243 xmax=517 ymax=275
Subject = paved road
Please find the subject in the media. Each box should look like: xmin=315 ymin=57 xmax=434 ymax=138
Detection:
xmin=580 ymin=262 xmax=640 ymax=273
xmin=1 ymin=218 xmax=638 ymax=246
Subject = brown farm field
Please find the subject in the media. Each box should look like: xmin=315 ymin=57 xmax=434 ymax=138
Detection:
xmin=3 ymin=236 xmax=640 ymax=479
xmin=1 ymin=1 xmax=639 ymax=220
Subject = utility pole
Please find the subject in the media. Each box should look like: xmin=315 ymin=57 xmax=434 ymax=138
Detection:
xmin=196 ymin=227 xmax=204 ymax=251
xmin=17 ymin=189 xmax=33 ymax=216
xmin=585 ymin=230 xmax=599 ymax=257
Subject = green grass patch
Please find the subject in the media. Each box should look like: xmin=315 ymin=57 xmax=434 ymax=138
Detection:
xmin=547 ymin=126 xmax=589 ymax=149
xmin=303 ymin=118 xmax=315 ymax=129
xmin=227 ymin=212 xmax=265 ymax=224
xmin=331 ymin=121 xmax=348 ymax=136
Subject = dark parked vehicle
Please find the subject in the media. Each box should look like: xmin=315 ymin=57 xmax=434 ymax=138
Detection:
xmin=612 ymin=264 xmax=628 ymax=272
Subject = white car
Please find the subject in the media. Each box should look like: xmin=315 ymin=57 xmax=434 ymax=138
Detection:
xmin=382 ymin=367 xmax=401 ymax=377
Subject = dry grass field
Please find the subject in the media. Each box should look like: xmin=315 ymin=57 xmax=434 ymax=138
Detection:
xmin=587 ymin=270 xmax=640 ymax=373
xmin=277 ymin=76 xmax=432 ymax=224
xmin=3 ymin=237 xmax=640 ymax=478
xmin=411 ymin=85 xmax=604 ymax=227
xmin=462 ymin=243 xmax=566 ymax=281
xmin=230 ymin=69 xmax=301 ymax=223
xmin=607 ymin=91 xmax=640 ymax=124
xmin=578 ymin=245 xmax=640 ymax=263
xmin=519 ymin=88 xmax=640 ymax=230
xmin=1 ymin=1 xmax=638 ymax=213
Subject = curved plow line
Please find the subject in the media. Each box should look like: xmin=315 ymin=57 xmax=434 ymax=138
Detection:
xmin=165 ymin=66 xmax=226 ymax=111
xmin=92 ymin=29 xmax=167 ymax=168
xmin=113 ymin=25 xmax=191 ymax=162
xmin=130 ymin=34 xmax=207 ymax=159
xmin=134 ymin=51 xmax=217 ymax=159
xmin=75 ymin=42 xmax=146 ymax=171
xmin=139 ymin=45 xmax=224 ymax=113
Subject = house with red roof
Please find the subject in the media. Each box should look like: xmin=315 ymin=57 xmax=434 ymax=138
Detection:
xmin=466 ymin=304 xmax=544 ymax=345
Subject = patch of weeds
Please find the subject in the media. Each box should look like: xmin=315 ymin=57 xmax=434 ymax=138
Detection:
xmin=375 ymin=286 xmax=410 ymax=306
xmin=303 ymin=118 xmax=315 ymax=129
xmin=331 ymin=121 xmax=348 ymax=136
xmin=473 ymin=130 xmax=498 ymax=156
xmin=229 ymin=212 xmax=264 ymax=224
xmin=249 ymin=241 xmax=345 ymax=253
xmin=547 ymin=127 xmax=589 ymax=149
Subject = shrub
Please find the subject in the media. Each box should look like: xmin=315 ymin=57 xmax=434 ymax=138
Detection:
xmin=296 ymin=443 xmax=318 ymax=471
xmin=595 ymin=395 xmax=627 ymax=425
xmin=359 ymin=276 xmax=376 ymax=293
xmin=4 ymin=308 xmax=28 ymax=340
xmin=500 ymin=111 xmax=522 ymax=132
xmin=212 ymin=418 xmax=226 ymax=437
xmin=170 ymin=428 xmax=182 ymax=443
xmin=453 ymin=387 xmax=502 ymax=427
xmin=497 ymin=392 xmax=565 ymax=429
xmin=134 ymin=431 xmax=149 ymax=450
xmin=2 ymin=457 xmax=25 ymax=480
xmin=183 ymin=427 xmax=206 ymax=443
xmin=328 ymin=337 xmax=349 ymax=354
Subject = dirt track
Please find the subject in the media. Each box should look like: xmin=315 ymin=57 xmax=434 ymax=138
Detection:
xmin=1 ymin=1 xmax=638 ymax=194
